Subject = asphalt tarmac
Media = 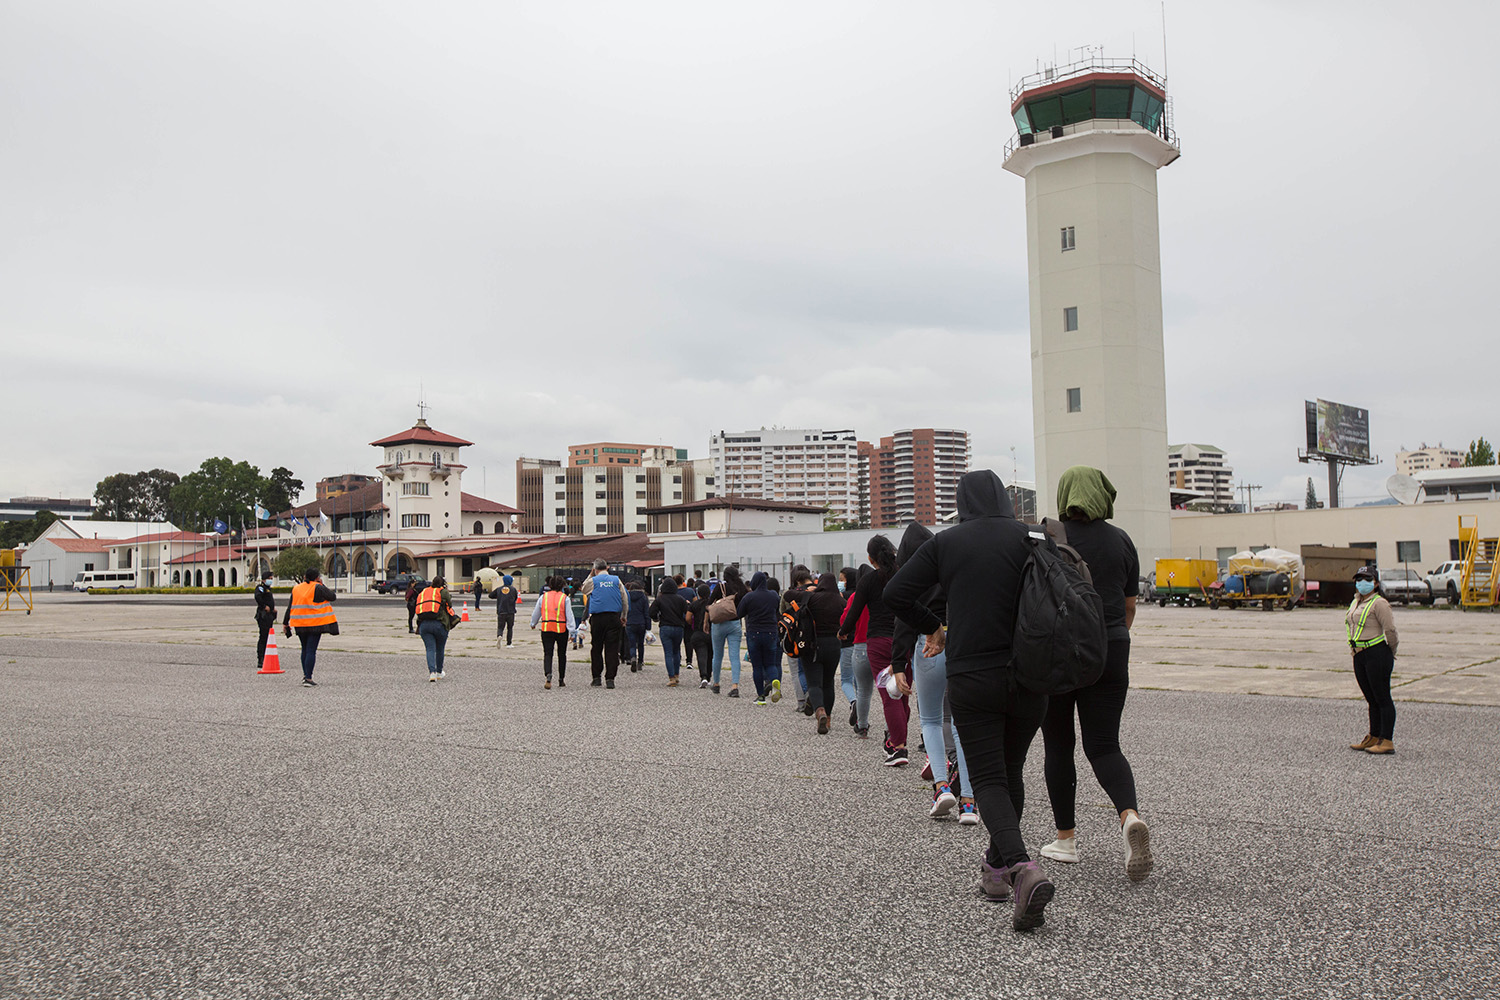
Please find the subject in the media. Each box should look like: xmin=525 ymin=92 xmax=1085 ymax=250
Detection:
xmin=2 ymin=633 xmax=1497 ymax=999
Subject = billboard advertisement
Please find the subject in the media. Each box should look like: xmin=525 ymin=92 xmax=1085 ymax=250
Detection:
xmin=1304 ymin=399 xmax=1370 ymax=462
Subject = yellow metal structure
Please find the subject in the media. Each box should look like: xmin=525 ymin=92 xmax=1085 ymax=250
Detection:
xmin=1154 ymin=558 xmax=1217 ymax=605
xmin=1 ymin=553 xmax=32 ymax=614
xmin=1457 ymin=515 xmax=1498 ymax=608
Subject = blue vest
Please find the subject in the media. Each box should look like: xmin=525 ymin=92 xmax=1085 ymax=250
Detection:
xmin=588 ymin=573 xmax=625 ymax=614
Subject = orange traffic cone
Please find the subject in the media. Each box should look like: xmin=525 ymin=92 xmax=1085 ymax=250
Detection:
xmin=258 ymin=632 xmax=284 ymax=674
xmin=461 ymin=601 xmax=470 ymax=622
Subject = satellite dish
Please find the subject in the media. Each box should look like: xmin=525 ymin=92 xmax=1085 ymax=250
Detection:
xmin=1386 ymin=474 xmax=1421 ymax=505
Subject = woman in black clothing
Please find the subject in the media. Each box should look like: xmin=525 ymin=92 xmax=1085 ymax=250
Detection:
xmin=841 ymin=535 xmax=907 ymax=766
xmin=1038 ymin=466 xmax=1152 ymax=882
xmin=688 ymin=584 xmax=714 ymax=688
xmin=801 ymin=572 xmax=848 ymax=734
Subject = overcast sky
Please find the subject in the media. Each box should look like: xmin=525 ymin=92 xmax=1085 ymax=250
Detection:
xmin=3 ymin=1 xmax=1495 ymax=511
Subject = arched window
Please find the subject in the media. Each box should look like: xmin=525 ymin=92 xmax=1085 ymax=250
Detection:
xmin=330 ymin=552 xmax=348 ymax=578
xmin=195 ymin=569 xmax=203 ymax=587
xmin=218 ymin=568 xmax=226 ymax=587
xmin=230 ymin=567 xmax=237 ymax=586
xmin=389 ymin=552 xmax=413 ymax=574
xmin=494 ymin=521 xmax=505 ymax=534
xmin=173 ymin=571 xmax=181 ymax=586
xmin=258 ymin=558 xmax=271 ymax=578
xmin=473 ymin=521 xmax=484 ymax=535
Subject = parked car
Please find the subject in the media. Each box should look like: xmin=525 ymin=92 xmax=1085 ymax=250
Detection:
xmin=375 ymin=573 xmax=424 ymax=595
xmin=1138 ymin=575 xmax=1156 ymax=602
xmin=1426 ymin=560 xmax=1473 ymax=605
xmin=1378 ymin=567 xmax=1433 ymax=606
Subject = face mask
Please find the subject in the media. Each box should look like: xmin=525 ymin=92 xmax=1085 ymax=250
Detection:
xmin=837 ymin=582 xmax=846 ymax=595
xmin=1355 ymin=580 xmax=1375 ymax=596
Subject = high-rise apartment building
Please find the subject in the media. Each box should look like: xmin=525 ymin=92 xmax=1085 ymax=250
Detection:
xmin=861 ymin=428 xmax=971 ymax=527
xmin=567 ymin=442 xmax=682 ymax=467
xmin=516 ymin=452 xmax=715 ymax=536
xmin=1166 ymin=443 xmax=1234 ymax=509
xmin=709 ymin=428 xmax=861 ymax=522
xmin=1395 ymin=445 xmax=1463 ymax=476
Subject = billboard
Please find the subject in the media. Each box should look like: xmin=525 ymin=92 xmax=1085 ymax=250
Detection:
xmin=1304 ymin=398 xmax=1370 ymax=462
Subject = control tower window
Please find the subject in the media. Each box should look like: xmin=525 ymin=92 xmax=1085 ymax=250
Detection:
xmin=1067 ymin=388 xmax=1082 ymax=413
xmin=1061 ymin=226 xmax=1075 ymax=251
xmin=1064 ymin=306 xmax=1079 ymax=332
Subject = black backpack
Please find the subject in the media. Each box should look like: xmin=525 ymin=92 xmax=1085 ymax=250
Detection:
xmin=1009 ymin=519 xmax=1107 ymax=695
xmin=779 ymin=588 xmax=813 ymax=659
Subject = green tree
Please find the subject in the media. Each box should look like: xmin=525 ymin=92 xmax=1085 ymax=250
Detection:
xmin=1463 ymin=437 xmax=1495 ymax=467
xmin=1305 ymin=478 xmax=1319 ymax=510
xmin=260 ymin=466 xmax=305 ymax=516
xmin=170 ymin=457 xmax=266 ymax=531
xmin=0 ymin=510 xmax=59 ymax=548
xmin=93 ymin=469 xmax=181 ymax=521
xmin=272 ymin=545 xmax=322 ymax=581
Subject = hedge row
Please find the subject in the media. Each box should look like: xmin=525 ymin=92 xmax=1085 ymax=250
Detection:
xmin=85 ymin=586 xmax=295 ymax=596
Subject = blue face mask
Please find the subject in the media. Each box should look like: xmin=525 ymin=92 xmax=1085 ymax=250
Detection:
xmin=838 ymin=581 xmax=846 ymax=595
xmin=1355 ymin=580 xmax=1375 ymax=596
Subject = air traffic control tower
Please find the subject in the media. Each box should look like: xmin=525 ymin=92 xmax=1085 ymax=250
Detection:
xmin=1003 ymin=57 xmax=1179 ymax=564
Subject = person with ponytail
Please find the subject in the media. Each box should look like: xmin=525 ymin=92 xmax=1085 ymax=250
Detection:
xmin=841 ymin=534 xmax=908 ymax=766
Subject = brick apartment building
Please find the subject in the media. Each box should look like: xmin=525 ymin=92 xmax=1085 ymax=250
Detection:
xmin=861 ymin=428 xmax=971 ymax=528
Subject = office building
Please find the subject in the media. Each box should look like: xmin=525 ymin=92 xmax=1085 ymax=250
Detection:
xmin=1395 ymin=445 xmax=1463 ymax=477
xmin=861 ymin=428 xmax=971 ymax=527
xmin=1167 ymin=443 xmax=1234 ymax=510
xmin=516 ymin=451 xmax=715 ymax=536
xmin=709 ymin=428 xmax=861 ymax=522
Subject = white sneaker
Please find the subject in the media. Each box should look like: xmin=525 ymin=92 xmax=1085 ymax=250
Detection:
xmin=1039 ymin=837 xmax=1080 ymax=863
xmin=928 ymin=786 xmax=958 ymax=819
xmin=437 ymin=671 xmax=446 ymax=679
xmin=428 ymin=673 xmax=437 ymax=683
xmin=1122 ymin=814 xmax=1153 ymax=881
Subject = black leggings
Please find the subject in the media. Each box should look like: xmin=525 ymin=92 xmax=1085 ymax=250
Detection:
xmin=802 ymin=636 xmax=842 ymax=714
xmin=1353 ymin=643 xmax=1396 ymax=739
xmin=541 ymin=631 xmax=567 ymax=681
xmin=1041 ymin=637 xmax=1139 ymax=831
xmin=948 ymin=668 xmax=1048 ymax=869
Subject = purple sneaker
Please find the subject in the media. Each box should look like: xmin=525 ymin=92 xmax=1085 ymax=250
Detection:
xmin=978 ymin=858 xmax=1012 ymax=902
xmin=1005 ymin=861 xmax=1054 ymax=931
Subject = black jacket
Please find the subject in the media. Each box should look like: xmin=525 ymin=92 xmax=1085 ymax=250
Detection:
xmin=626 ymin=589 xmax=651 ymax=628
xmin=841 ymin=564 xmax=894 ymax=639
xmin=801 ymin=574 xmax=846 ymax=637
xmin=736 ymin=572 xmax=780 ymax=632
xmin=890 ymin=522 xmax=944 ymax=672
xmin=649 ymin=580 xmax=690 ymax=629
xmin=254 ymin=581 xmax=276 ymax=623
xmin=493 ymin=583 xmax=519 ymax=615
xmin=885 ymin=470 xmax=1031 ymax=676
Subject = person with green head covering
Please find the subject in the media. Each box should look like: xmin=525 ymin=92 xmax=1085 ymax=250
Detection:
xmin=1038 ymin=465 xmax=1154 ymax=882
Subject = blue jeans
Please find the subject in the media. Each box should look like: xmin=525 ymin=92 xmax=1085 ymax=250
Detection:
xmin=711 ymin=619 xmax=742 ymax=686
xmin=298 ymin=631 xmax=322 ymax=679
xmin=913 ymin=644 xmax=972 ymax=795
xmin=745 ymin=628 xmax=780 ymax=698
xmin=845 ymin=643 xmax=872 ymax=729
xmin=840 ymin=646 xmax=857 ymax=703
xmin=658 ymin=625 xmax=684 ymax=678
xmin=626 ymin=624 xmax=648 ymax=665
xmin=419 ymin=619 xmax=448 ymax=673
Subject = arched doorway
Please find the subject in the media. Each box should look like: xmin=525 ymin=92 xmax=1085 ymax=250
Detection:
xmin=195 ymin=569 xmax=204 ymax=587
xmin=354 ymin=551 xmax=375 ymax=577
xmin=388 ymin=552 xmax=413 ymax=575
xmin=258 ymin=558 xmax=271 ymax=578
xmin=173 ymin=571 xmax=181 ymax=586
xmin=218 ymin=568 xmax=226 ymax=587
xmin=329 ymin=552 xmax=348 ymax=578
xmin=230 ymin=567 xmax=238 ymax=586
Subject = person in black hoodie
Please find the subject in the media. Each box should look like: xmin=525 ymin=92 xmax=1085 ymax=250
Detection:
xmin=885 ymin=470 xmax=1055 ymax=932
xmin=493 ymin=574 xmax=520 ymax=647
xmin=688 ymin=584 xmax=714 ymax=689
xmin=624 ymin=581 xmax=651 ymax=672
xmin=649 ymin=577 xmax=691 ymax=686
xmin=801 ymin=572 xmax=848 ymax=733
xmin=891 ymin=522 xmax=978 ymax=825
xmin=736 ymin=571 xmax=783 ymax=704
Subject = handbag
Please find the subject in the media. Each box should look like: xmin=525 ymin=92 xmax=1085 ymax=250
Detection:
xmin=708 ymin=590 xmax=738 ymax=624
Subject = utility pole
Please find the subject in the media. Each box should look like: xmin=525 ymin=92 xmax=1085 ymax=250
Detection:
xmin=1236 ymin=482 xmax=1262 ymax=513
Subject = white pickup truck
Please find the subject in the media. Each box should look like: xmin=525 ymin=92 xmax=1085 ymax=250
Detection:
xmin=1426 ymin=560 xmax=1486 ymax=605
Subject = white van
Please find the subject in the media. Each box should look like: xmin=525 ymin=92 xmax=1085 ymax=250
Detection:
xmin=73 ymin=570 xmax=137 ymax=592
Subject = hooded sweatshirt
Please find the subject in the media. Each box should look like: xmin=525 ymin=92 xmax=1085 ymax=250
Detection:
xmin=884 ymin=470 xmax=1032 ymax=676
xmin=841 ymin=560 xmax=895 ymax=639
xmin=736 ymin=571 xmax=781 ymax=632
xmin=802 ymin=573 xmax=847 ymax=635
xmin=648 ymin=578 xmax=690 ymax=629
xmin=890 ymin=522 xmax=945 ymax=671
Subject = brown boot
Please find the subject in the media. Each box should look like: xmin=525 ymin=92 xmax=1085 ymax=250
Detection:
xmin=1365 ymin=738 xmax=1395 ymax=755
xmin=667 ymin=677 xmax=678 ymax=687
xmin=816 ymin=707 xmax=830 ymax=734
xmin=1349 ymin=734 xmax=1377 ymax=751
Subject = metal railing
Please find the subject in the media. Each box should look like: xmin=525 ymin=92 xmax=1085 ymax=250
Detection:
xmin=1003 ymin=114 xmax=1179 ymax=160
xmin=1009 ymin=56 xmax=1166 ymax=105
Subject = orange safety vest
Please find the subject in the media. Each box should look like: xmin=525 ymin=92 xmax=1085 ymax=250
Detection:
xmin=288 ymin=582 xmax=336 ymax=629
xmin=415 ymin=586 xmax=446 ymax=617
xmin=539 ymin=590 xmax=569 ymax=633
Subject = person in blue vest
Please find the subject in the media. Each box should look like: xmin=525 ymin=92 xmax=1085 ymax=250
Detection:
xmin=584 ymin=559 xmax=627 ymax=688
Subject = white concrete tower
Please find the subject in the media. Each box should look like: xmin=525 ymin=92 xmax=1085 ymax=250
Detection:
xmin=1003 ymin=57 xmax=1180 ymax=563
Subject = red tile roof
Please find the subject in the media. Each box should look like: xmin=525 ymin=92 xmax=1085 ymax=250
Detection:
xmin=283 ymin=481 xmax=387 ymax=519
xmin=113 ymin=530 xmax=211 ymax=546
xmin=460 ymin=493 xmax=523 ymax=515
xmin=369 ymin=421 xmax=474 ymax=448
xmin=40 ymin=538 xmax=110 ymax=553
xmin=167 ymin=546 xmax=243 ymax=565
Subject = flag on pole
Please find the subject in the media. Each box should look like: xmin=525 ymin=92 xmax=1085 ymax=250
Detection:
xmin=212 ymin=518 xmax=229 ymax=534
xmin=255 ymin=504 xmax=271 ymax=521
xmin=318 ymin=512 xmax=332 ymax=535
xmin=300 ymin=516 xmax=315 ymax=537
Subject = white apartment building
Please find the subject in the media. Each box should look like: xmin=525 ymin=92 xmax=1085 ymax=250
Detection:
xmin=1396 ymin=445 xmax=1463 ymax=476
xmin=709 ymin=428 xmax=861 ymax=522
xmin=516 ymin=454 xmax=716 ymax=536
xmin=1167 ymin=443 xmax=1234 ymax=509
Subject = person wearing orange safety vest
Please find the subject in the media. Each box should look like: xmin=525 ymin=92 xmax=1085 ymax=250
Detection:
xmin=415 ymin=575 xmax=459 ymax=682
xmin=529 ymin=575 xmax=577 ymax=689
xmin=282 ymin=568 xmax=338 ymax=687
